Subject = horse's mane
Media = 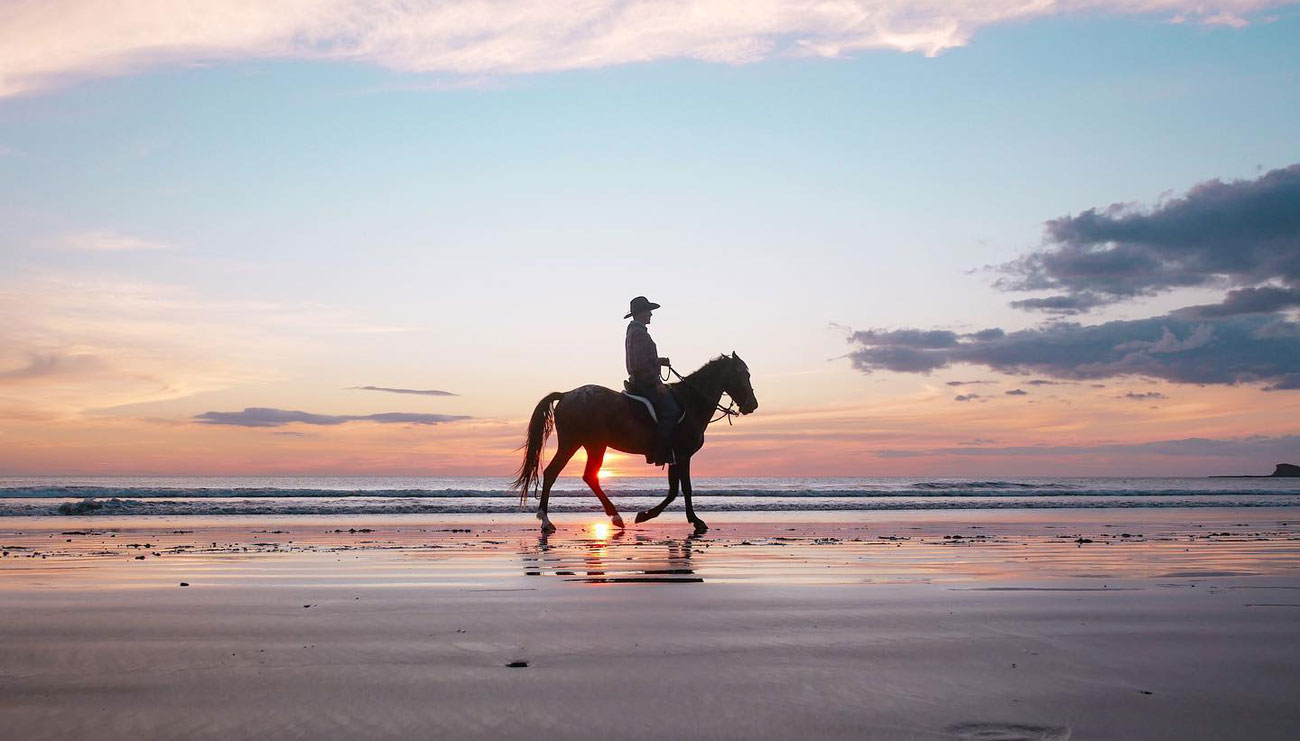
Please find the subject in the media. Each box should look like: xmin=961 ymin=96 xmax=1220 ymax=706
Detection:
xmin=683 ymin=354 xmax=734 ymax=382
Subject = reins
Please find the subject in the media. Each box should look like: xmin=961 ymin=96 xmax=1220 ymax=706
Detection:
xmin=664 ymin=364 xmax=742 ymax=426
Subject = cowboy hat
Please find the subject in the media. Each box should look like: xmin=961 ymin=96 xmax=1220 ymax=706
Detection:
xmin=624 ymin=296 xmax=661 ymax=319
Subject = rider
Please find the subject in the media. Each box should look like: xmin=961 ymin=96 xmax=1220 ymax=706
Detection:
xmin=624 ymin=296 xmax=680 ymax=466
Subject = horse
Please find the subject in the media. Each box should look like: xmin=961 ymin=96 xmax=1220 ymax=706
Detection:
xmin=512 ymin=353 xmax=758 ymax=535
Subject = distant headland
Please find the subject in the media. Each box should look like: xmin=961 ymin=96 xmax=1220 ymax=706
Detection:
xmin=1210 ymin=463 xmax=1300 ymax=479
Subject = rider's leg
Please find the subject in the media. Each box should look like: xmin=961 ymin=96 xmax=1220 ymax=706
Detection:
xmin=651 ymin=384 xmax=680 ymax=465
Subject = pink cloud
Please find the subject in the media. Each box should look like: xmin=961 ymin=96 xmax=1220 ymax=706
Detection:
xmin=0 ymin=1 xmax=1284 ymax=97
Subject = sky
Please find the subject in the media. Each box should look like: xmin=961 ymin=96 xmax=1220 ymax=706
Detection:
xmin=1 ymin=1 xmax=1298 ymax=477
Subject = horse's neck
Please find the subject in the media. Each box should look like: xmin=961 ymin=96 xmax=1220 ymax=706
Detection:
xmin=678 ymin=364 xmax=726 ymax=416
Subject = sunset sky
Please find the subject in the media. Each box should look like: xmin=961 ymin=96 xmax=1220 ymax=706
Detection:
xmin=1 ymin=1 xmax=1298 ymax=477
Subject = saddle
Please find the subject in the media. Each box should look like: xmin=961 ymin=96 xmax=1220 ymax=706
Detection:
xmin=622 ymin=381 xmax=685 ymax=425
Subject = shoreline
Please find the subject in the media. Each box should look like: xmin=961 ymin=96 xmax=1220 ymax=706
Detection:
xmin=4 ymin=508 xmax=1298 ymax=739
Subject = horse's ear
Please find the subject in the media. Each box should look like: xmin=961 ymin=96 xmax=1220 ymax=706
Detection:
xmin=731 ymin=351 xmax=737 ymax=359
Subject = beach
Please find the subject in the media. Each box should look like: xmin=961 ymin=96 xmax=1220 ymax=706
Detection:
xmin=3 ymin=508 xmax=1298 ymax=740
xmin=7 ymin=5 xmax=1300 ymax=738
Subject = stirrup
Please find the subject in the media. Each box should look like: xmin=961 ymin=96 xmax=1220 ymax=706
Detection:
xmin=648 ymin=447 xmax=676 ymax=466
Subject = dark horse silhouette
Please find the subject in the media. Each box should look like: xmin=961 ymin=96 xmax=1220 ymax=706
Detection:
xmin=512 ymin=353 xmax=758 ymax=535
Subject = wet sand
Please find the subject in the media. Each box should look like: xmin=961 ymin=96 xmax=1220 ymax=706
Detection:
xmin=2 ymin=508 xmax=1298 ymax=740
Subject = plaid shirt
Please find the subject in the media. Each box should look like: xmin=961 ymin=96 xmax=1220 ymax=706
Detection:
xmin=625 ymin=320 xmax=660 ymax=382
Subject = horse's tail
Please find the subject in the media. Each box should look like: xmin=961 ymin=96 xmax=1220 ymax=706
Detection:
xmin=512 ymin=391 xmax=564 ymax=504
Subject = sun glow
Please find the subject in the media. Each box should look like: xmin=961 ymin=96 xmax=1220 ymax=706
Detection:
xmin=591 ymin=522 xmax=610 ymax=540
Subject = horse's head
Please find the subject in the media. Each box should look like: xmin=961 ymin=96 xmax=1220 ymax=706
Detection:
xmin=723 ymin=351 xmax=758 ymax=415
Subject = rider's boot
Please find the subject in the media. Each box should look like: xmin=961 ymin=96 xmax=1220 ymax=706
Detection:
xmin=652 ymin=436 xmax=675 ymax=467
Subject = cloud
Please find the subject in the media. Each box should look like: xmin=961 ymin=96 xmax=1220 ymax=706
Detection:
xmin=849 ymin=313 xmax=1300 ymax=389
xmin=0 ymin=1 xmax=1283 ymax=97
xmin=0 ymin=273 xmax=415 ymax=421
xmin=1175 ymin=285 xmax=1300 ymax=318
xmin=62 ymin=230 xmax=169 ymax=251
xmin=847 ymin=164 xmax=1300 ymax=391
xmin=996 ymin=164 xmax=1300 ymax=314
xmin=194 ymin=407 xmax=472 ymax=428
xmin=1122 ymin=391 xmax=1167 ymax=400
xmin=1005 ymin=388 xmax=1027 ymax=396
xmin=0 ymin=351 xmax=103 ymax=381
xmin=953 ymin=394 xmax=980 ymax=402
xmin=1008 ymin=293 xmax=1107 ymax=315
xmin=351 ymin=385 xmax=457 ymax=397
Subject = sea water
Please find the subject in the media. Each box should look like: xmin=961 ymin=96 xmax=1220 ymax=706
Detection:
xmin=1 ymin=476 xmax=1298 ymax=516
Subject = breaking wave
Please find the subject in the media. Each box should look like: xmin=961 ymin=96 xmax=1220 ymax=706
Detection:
xmin=1 ymin=476 xmax=1297 ymax=516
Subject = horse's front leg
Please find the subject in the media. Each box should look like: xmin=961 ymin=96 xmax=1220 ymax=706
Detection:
xmin=679 ymin=457 xmax=707 ymax=534
xmin=634 ymin=464 xmax=679 ymax=524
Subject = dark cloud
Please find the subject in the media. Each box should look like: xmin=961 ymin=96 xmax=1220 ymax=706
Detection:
xmin=1025 ymin=379 xmax=1068 ymax=386
xmin=997 ymin=164 xmax=1300 ymax=314
xmin=945 ymin=380 xmax=996 ymax=386
xmin=849 ymin=313 xmax=1300 ymax=389
xmin=1008 ymin=293 xmax=1106 ymax=315
xmin=953 ymin=394 xmax=980 ymax=402
xmin=846 ymin=166 xmax=1300 ymax=391
xmin=351 ymin=385 xmax=457 ymax=397
xmin=1123 ymin=391 xmax=1166 ymax=400
xmin=1267 ymin=374 xmax=1300 ymax=390
xmin=1175 ymin=285 xmax=1300 ymax=319
xmin=852 ymin=329 xmax=959 ymax=349
xmin=195 ymin=407 xmax=471 ymax=428
xmin=1005 ymin=389 xmax=1028 ymax=396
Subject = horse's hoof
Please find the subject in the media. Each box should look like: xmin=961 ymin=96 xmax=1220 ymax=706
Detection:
xmin=541 ymin=522 xmax=556 ymax=535
xmin=634 ymin=511 xmax=652 ymax=524
xmin=692 ymin=521 xmax=709 ymax=535
xmin=612 ymin=515 xmax=625 ymax=529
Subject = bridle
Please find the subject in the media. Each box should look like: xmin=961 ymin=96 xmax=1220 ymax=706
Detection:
xmin=664 ymin=364 xmax=744 ymax=426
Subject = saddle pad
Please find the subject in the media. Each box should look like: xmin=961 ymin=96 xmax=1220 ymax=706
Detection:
xmin=622 ymin=392 xmax=686 ymax=424
xmin=622 ymin=392 xmax=659 ymax=423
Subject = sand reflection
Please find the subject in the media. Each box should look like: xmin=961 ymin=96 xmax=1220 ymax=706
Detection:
xmin=2 ymin=512 xmax=1298 ymax=591
xmin=522 ymin=529 xmax=701 ymax=584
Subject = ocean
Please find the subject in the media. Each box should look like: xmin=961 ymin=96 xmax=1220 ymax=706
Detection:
xmin=2 ymin=475 xmax=1299 ymax=517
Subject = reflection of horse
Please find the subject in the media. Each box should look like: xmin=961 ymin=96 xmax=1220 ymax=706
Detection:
xmin=523 ymin=532 xmax=702 ymax=583
xmin=512 ymin=353 xmax=758 ymax=535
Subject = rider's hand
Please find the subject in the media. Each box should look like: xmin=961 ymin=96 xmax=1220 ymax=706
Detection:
xmin=659 ymin=357 xmax=670 ymax=366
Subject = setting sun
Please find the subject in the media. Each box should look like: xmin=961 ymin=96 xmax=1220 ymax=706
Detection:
xmin=591 ymin=522 xmax=610 ymax=540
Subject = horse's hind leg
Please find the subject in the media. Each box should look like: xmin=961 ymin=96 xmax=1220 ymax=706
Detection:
xmin=634 ymin=464 xmax=679 ymax=524
xmin=582 ymin=444 xmax=624 ymax=529
xmin=538 ymin=440 xmax=579 ymax=534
